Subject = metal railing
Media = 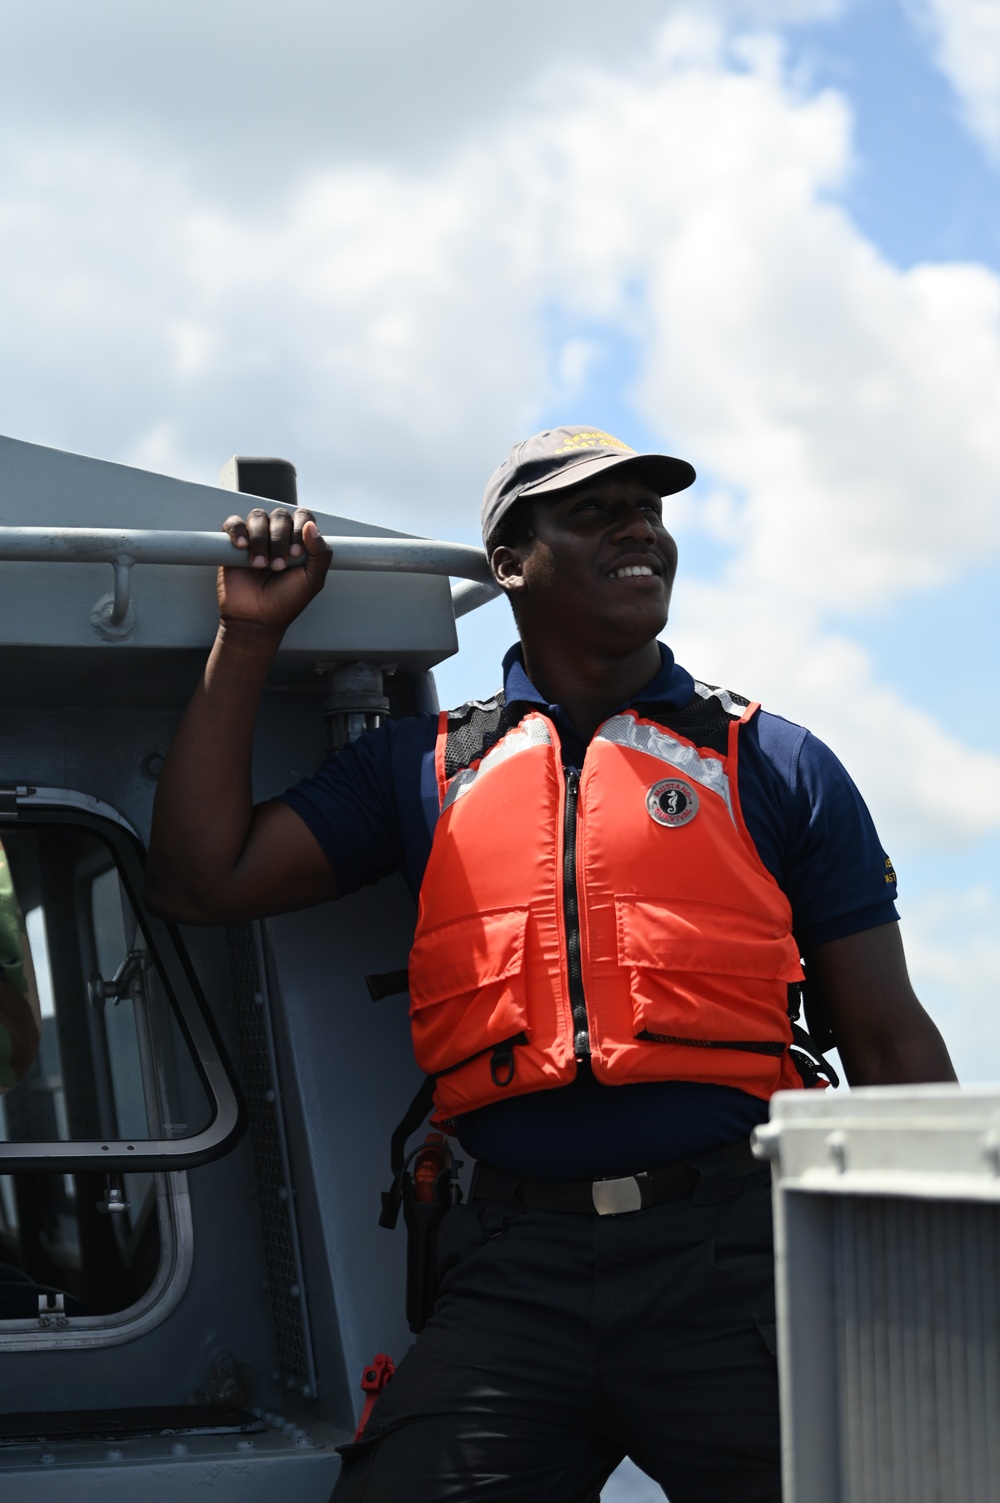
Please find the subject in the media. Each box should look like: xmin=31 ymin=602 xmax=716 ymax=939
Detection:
xmin=0 ymin=526 xmax=501 ymax=623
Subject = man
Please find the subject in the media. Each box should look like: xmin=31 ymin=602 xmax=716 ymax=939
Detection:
xmin=146 ymin=424 xmax=955 ymax=1502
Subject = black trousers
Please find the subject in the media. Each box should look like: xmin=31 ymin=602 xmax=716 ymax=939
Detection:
xmin=331 ymin=1151 xmax=781 ymax=1502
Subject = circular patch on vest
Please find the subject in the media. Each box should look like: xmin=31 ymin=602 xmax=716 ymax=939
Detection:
xmin=646 ymin=778 xmax=699 ymax=828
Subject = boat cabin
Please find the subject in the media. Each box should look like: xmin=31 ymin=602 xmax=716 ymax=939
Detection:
xmin=0 ymin=432 xmax=488 ymax=1497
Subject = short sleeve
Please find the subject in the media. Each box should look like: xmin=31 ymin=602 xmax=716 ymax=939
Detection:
xmin=277 ymin=713 xmax=438 ymax=898
xmin=738 ymin=713 xmax=899 ymax=950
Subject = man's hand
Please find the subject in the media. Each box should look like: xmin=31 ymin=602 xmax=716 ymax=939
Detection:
xmin=218 ymin=505 xmax=332 ymax=636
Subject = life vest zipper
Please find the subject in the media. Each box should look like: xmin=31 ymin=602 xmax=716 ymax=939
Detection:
xmin=563 ymin=768 xmax=591 ymax=1061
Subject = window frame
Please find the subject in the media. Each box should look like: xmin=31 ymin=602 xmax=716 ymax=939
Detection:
xmin=0 ymin=1168 xmax=194 ymax=1350
xmin=0 ymin=786 xmax=243 ymax=1171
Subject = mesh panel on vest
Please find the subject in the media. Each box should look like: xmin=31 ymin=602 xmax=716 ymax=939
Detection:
xmin=633 ymin=682 xmax=750 ymax=756
xmin=442 ymin=692 xmax=533 ymax=781
xmin=443 ymin=682 xmax=752 ymax=778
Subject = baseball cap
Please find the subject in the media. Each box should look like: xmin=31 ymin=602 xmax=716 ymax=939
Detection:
xmin=481 ymin=425 xmax=696 ymax=547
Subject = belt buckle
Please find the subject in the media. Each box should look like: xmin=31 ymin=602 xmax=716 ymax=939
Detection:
xmin=591 ymin=1173 xmax=645 ymax=1216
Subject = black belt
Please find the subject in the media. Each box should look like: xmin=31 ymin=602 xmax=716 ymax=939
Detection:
xmin=471 ymin=1140 xmax=762 ymax=1217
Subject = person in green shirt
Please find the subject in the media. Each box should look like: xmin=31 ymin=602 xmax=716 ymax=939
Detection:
xmin=0 ymin=840 xmax=42 ymax=1092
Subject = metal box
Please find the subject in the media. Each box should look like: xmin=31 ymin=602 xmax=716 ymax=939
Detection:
xmin=755 ymin=1086 xmax=1000 ymax=1503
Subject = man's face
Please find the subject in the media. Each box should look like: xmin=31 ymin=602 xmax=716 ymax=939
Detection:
xmin=493 ymin=475 xmax=679 ymax=654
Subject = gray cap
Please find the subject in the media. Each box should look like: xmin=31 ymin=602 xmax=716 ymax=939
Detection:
xmin=481 ymin=424 xmax=696 ymax=546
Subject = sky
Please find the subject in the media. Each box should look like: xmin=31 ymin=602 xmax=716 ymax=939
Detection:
xmin=2 ymin=7 xmax=999 ymax=1074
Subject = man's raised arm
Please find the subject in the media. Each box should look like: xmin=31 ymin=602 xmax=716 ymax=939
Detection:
xmin=145 ymin=506 xmax=338 ymax=925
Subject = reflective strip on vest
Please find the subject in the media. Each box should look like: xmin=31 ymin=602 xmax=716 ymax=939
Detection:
xmin=441 ymin=714 xmax=553 ymax=812
xmin=594 ymin=713 xmax=735 ymax=824
xmin=692 ymin=681 xmax=749 ymax=718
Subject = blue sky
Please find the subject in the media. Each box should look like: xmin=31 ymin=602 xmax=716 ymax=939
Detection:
xmin=1 ymin=1 xmax=998 ymax=1087
xmin=812 ymin=0 xmax=1000 ymax=267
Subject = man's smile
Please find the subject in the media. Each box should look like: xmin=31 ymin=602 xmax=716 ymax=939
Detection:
xmin=604 ymin=552 xmax=664 ymax=580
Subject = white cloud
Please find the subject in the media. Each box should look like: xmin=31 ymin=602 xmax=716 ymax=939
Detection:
xmin=0 ymin=1 xmax=841 ymax=196
xmin=2 ymin=10 xmax=1000 ymax=856
xmin=667 ymin=588 xmax=1000 ymax=857
xmin=901 ymin=885 xmax=1000 ymax=1082
xmin=906 ymin=0 xmax=1000 ymax=157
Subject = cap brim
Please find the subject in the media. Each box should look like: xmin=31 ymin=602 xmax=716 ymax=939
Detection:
xmin=519 ymin=450 xmax=696 ymax=499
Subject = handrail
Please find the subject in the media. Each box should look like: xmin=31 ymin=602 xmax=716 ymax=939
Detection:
xmin=450 ymin=578 xmax=504 ymax=618
xmin=0 ymin=526 xmax=501 ymax=623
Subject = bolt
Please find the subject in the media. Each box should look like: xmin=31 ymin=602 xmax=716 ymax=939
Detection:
xmin=826 ymin=1131 xmax=848 ymax=1172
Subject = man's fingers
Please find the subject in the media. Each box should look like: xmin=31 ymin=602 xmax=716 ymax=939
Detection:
xmin=267 ymin=509 xmax=294 ymax=571
xmin=290 ymin=506 xmax=316 ymax=558
xmin=301 ymin=517 xmax=327 ymax=551
xmin=222 ymin=514 xmax=250 ymax=549
xmin=302 ymin=519 xmax=333 ymax=588
xmin=245 ymin=508 xmax=273 ymax=568
xmin=221 ymin=506 xmax=321 ymax=573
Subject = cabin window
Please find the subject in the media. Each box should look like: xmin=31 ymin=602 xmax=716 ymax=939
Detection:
xmin=0 ymin=799 xmax=239 ymax=1333
xmin=0 ymin=1165 xmax=164 ymax=1322
xmin=0 ymin=824 xmax=212 ymax=1147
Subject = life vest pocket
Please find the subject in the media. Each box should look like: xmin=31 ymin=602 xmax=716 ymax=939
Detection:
xmin=408 ymin=907 xmax=531 ymax=1079
xmin=615 ymin=895 xmax=800 ymax=1051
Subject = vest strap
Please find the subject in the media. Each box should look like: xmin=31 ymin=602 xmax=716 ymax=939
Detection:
xmin=364 ymin=968 xmax=409 ymax=1002
xmin=379 ymin=1076 xmax=436 ymax=1230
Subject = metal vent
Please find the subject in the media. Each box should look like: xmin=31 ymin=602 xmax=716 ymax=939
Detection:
xmin=227 ymin=922 xmax=316 ymax=1398
xmin=834 ymin=1195 xmax=1000 ymax=1503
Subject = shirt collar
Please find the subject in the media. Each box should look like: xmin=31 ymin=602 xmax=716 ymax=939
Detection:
xmin=501 ymin=641 xmax=695 ymax=716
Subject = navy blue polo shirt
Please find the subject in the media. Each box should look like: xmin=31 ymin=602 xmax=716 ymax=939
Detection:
xmin=281 ymin=644 xmax=898 ymax=1178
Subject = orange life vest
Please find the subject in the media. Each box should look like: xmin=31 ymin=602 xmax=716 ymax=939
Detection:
xmin=408 ymin=688 xmax=807 ymax=1121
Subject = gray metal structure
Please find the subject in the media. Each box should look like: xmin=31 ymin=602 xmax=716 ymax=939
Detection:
xmin=754 ymin=1085 xmax=1000 ymax=1503
xmin=0 ymin=433 xmax=496 ymax=1497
